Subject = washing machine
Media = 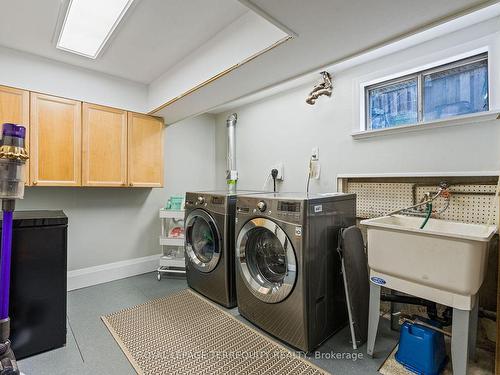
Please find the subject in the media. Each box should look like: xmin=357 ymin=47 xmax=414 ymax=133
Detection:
xmin=184 ymin=190 xmax=265 ymax=308
xmin=235 ymin=192 xmax=356 ymax=352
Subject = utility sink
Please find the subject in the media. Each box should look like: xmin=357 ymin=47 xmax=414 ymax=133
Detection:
xmin=361 ymin=215 xmax=497 ymax=309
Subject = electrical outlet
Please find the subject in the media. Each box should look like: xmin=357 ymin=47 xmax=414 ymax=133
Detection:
xmin=271 ymin=162 xmax=284 ymax=180
xmin=310 ymin=161 xmax=321 ymax=179
xmin=311 ymin=146 xmax=319 ymax=161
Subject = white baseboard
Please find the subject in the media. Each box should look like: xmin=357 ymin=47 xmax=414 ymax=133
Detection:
xmin=67 ymin=253 xmax=161 ymax=291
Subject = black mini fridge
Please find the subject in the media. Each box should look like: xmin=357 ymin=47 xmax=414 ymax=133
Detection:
xmin=1 ymin=210 xmax=68 ymax=359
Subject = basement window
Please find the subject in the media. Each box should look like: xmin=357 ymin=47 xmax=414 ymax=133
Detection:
xmin=365 ymin=53 xmax=489 ymax=130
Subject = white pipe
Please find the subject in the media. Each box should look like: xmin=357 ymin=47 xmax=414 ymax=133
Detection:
xmin=226 ymin=113 xmax=238 ymax=194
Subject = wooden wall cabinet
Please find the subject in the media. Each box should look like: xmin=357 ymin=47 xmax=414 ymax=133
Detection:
xmin=82 ymin=103 xmax=127 ymax=187
xmin=127 ymin=112 xmax=164 ymax=188
xmin=30 ymin=93 xmax=82 ymax=186
xmin=0 ymin=85 xmax=30 ymax=184
xmin=0 ymin=86 xmax=164 ymax=188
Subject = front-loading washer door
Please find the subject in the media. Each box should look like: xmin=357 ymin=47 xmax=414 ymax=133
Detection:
xmin=236 ymin=218 xmax=297 ymax=303
xmin=185 ymin=209 xmax=221 ymax=273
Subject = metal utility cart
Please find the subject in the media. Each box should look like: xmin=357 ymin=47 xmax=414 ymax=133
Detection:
xmin=157 ymin=208 xmax=185 ymax=280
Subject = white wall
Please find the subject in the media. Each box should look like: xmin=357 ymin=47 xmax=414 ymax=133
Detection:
xmin=17 ymin=114 xmax=216 ymax=271
xmin=215 ymin=18 xmax=500 ymax=193
xmin=1 ymin=12 xmax=498 ymax=278
xmin=0 ymin=48 xmax=218 ymax=271
xmin=0 ymin=46 xmax=148 ymax=112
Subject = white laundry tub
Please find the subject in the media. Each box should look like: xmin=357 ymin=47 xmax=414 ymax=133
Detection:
xmin=361 ymin=215 xmax=497 ymax=309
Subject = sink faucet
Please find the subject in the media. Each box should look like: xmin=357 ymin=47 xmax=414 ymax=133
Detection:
xmin=388 ymin=181 xmax=451 ymax=216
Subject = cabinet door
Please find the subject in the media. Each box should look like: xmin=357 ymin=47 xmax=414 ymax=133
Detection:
xmin=127 ymin=112 xmax=164 ymax=187
xmin=82 ymin=103 xmax=127 ymax=187
xmin=30 ymin=93 xmax=81 ymax=186
xmin=0 ymin=86 xmax=30 ymax=184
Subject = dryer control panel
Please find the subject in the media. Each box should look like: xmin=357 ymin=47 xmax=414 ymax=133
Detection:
xmin=277 ymin=200 xmax=301 ymax=220
xmin=277 ymin=201 xmax=300 ymax=213
xmin=236 ymin=197 xmax=303 ymax=223
xmin=185 ymin=192 xmax=229 ymax=216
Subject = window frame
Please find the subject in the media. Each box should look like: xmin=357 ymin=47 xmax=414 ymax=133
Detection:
xmin=362 ymin=49 xmax=489 ymax=132
xmin=365 ymin=74 xmax=420 ymax=130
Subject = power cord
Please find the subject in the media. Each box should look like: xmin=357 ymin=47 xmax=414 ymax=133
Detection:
xmin=271 ymin=169 xmax=278 ymax=193
xmin=306 ymin=157 xmax=312 ymax=194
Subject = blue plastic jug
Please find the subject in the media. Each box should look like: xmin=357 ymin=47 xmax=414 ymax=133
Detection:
xmin=395 ymin=320 xmax=447 ymax=375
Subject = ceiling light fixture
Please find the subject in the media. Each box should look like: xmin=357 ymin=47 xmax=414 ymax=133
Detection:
xmin=57 ymin=0 xmax=135 ymax=59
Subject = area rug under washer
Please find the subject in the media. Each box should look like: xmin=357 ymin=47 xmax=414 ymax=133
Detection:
xmin=102 ymin=289 xmax=328 ymax=375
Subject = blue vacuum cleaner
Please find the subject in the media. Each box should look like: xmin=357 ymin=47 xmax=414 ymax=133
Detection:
xmin=0 ymin=123 xmax=28 ymax=375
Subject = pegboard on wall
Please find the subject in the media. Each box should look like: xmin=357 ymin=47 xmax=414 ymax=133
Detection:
xmin=339 ymin=175 xmax=499 ymax=226
xmin=415 ymin=184 xmax=498 ymax=225
xmin=345 ymin=182 xmax=414 ymax=219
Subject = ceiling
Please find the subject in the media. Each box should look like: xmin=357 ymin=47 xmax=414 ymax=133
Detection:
xmin=154 ymin=0 xmax=497 ymax=121
xmin=0 ymin=0 xmax=496 ymax=121
xmin=0 ymin=0 xmax=247 ymax=83
xmin=238 ymin=0 xmax=495 ymax=78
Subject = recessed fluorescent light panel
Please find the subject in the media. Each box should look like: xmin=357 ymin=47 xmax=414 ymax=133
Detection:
xmin=57 ymin=0 xmax=135 ymax=59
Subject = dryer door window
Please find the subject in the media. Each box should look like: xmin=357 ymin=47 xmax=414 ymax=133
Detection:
xmin=236 ymin=218 xmax=297 ymax=303
xmin=185 ymin=209 xmax=221 ymax=273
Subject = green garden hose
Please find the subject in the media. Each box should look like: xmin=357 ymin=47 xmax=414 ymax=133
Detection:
xmin=420 ymin=202 xmax=432 ymax=229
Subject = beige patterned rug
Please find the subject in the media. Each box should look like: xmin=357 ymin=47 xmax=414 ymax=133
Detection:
xmin=101 ymin=289 xmax=328 ymax=375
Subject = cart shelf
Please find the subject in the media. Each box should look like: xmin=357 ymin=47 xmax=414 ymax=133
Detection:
xmin=159 ymin=236 xmax=185 ymax=246
xmin=159 ymin=209 xmax=184 ymax=220
xmin=158 ymin=206 xmax=186 ymax=280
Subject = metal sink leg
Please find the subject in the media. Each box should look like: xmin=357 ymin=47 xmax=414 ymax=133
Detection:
xmin=367 ymin=283 xmax=381 ymax=357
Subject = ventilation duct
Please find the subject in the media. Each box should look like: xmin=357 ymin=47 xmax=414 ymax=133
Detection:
xmin=226 ymin=113 xmax=238 ymax=193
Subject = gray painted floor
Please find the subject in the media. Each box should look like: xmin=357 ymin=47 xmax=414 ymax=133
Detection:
xmin=19 ymin=273 xmax=398 ymax=375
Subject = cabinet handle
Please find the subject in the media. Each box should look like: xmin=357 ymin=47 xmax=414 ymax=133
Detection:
xmin=129 ymin=183 xmax=133 ymax=187
xmin=32 ymin=180 xmax=37 ymax=185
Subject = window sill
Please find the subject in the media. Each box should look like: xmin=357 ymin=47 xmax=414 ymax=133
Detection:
xmin=351 ymin=110 xmax=500 ymax=140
